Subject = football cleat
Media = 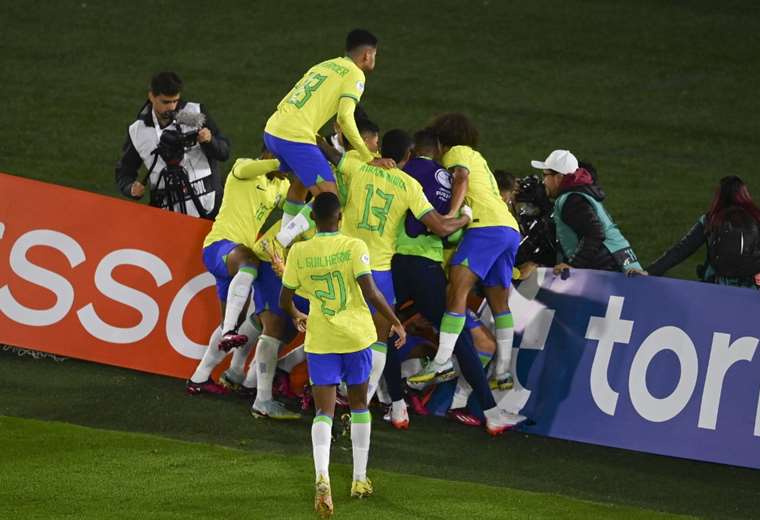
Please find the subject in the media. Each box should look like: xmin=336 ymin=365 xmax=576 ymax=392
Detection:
xmin=407 ymin=358 xmax=456 ymax=386
xmin=219 ymin=368 xmax=244 ymax=391
xmin=407 ymin=391 xmax=430 ymax=416
xmin=485 ymin=409 xmax=526 ymax=436
xmin=489 ymin=371 xmax=514 ymax=391
xmin=185 ymin=378 xmax=230 ymax=396
xmin=272 ymin=369 xmax=298 ymax=399
xmin=447 ymin=408 xmax=483 ymax=427
xmin=314 ymin=475 xmax=334 ymax=518
xmin=390 ymin=404 xmax=410 ymax=430
xmin=251 ymin=399 xmax=301 ymax=420
xmin=237 ymin=384 xmax=257 ymax=400
xmin=219 ymin=331 xmax=247 ymax=352
xmin=350 ymin=478 xmax=374 ymax=498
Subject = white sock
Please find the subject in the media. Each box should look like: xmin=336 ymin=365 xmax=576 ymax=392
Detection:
xmin=351 ymin=410 xmax=372 ymax=481
xmin=433 ymin=331 xmax=458 ymax=365
xmin=483 ymin=406 xmax=502 ymax=423
xmin=253 ymin=335 xmax=282 ymax=402
xmin=278 ymin=344 xmax=306 ymax=373
xmin=366 ymin=344 xmax=387 ymax=402
xmin=451 ymin=377 xmax=473 ymax=409
xmin=276 ymin=210 xmax=312 ymax=247
xmin=495 ymin=329 xmax=515 ymax=376
xmin=391 ymin=399 xmax=407 ymax=416
xmin=222 ymin=266 xmax=256 ymax=333
xmin=242 ymin=359 xmax=258 ymax=388
xmin=190 ymin=328 xmax=225 ymax=383
xmin=227 ymin=319 xmax=261 ymax=379
xmin=312 ymin=415 xmax=333 ymax=480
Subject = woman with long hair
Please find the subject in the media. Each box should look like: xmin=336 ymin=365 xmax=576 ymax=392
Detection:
xmin=646 ymin=176 xmax=760 ymax=288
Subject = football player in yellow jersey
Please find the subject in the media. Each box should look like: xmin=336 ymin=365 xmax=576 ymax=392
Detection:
xmin=187 ymin=155 xmax=288 ymax=395
xmin=322 ymin=129 xmax=471 ymax=404
xmin=264 ymin=29 xmax=394 ymax=252
xmin=408 ymin=114 xmax=525 ymax=434
xmin=280 ymin=192 xmax=406 ymax=516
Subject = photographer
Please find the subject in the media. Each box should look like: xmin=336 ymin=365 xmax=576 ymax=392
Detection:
xmin=115 ymin=72 xmax=230 ymax=219
xmin=531 ymin=149 xmax=642 ymax=274
xmin=645 ymin=176 xmax=760 ymax=288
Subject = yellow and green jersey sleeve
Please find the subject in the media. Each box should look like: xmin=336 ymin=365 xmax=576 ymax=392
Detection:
xmin=338 ymin=155 xmax=434 ymax=271
xmin=442 ymin=146 xmax=518 ymax=231
xmin=265 ymin=57 xmax=366 ymax=144
xmin=203 ymin=159 xmax=286 ymax=250
xmin=284 ymin=233 xmax=377 ymax=354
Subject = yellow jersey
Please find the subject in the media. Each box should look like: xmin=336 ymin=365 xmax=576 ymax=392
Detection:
xmin=203 ymin=159 xmax=288 ymax=249
xmin=337 ymin=155 xmax=434 ymax=271
xmin=282 ymin=232 xmax=377 ymax=354
xmin=265 ymin=57 xmax=366 ymax=144
xmin=442 ymin=146 xmax=519 ymax=230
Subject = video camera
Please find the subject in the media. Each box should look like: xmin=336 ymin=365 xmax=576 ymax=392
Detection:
xmin=514 ymin=175 xmax=557 ymax=266
xmin=146 ymin=108 xmax=209 ymax=217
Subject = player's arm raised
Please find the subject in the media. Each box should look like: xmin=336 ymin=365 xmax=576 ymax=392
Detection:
xmin=356 ymin=274 xmax=406 ymax=348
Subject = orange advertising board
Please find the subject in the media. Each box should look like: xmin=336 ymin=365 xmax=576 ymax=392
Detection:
xmin=0 ymin=172 xmax=254 ymax=380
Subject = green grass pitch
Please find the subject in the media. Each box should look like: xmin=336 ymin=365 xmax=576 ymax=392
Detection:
xmin=1 ymin=1 xmax=760 ymax=518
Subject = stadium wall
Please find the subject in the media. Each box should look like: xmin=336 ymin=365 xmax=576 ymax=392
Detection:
xmin=1 ymin=173 xmax=758 ymax=469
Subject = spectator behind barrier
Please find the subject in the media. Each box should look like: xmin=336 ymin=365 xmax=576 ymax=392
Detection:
xmin=644 ymin=176 xmax=760 ymax=289
xmin=531 ymin=149 xmax=642 ymax=275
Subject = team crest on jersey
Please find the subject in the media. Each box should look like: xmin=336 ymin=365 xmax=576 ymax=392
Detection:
xmin=435 ymin=168 xmax=452 ymax=189
xmin=356 ymin=81 xmax=365 ymax=92
xmin=361 ymin=253 xmax=370 ymax=265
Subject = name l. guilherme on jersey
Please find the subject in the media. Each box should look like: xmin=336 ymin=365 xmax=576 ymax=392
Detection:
xmin=296 ymin=250 xmax=352 ymax=269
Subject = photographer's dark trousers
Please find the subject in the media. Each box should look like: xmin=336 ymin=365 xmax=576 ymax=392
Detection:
xmin=388 ymin=254 xmax=496 ymax=410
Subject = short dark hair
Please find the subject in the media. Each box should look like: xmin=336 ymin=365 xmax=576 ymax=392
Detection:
xmin=357 ymin=118 xmax=379 ymax=136
xmin=413 ymin=128 xmax=439 ymax=151
xmin=346 ymin=29 xmax=378 ymax=53
xmin=428 ymin=112 xmax=479 ymax=149
xmin=312 ymin=192 xmax=341 ymax=222
xmin=381 ymin=129 xmax=414 ymax=164
xmin=150 ymin=72 xmax=183 ymax=96
xmin=493 ymin=170 xmax=517 ymax=192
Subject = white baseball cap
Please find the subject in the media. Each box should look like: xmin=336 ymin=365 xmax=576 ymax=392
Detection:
xmin=530 ymin=150 xmax=579 ymax=175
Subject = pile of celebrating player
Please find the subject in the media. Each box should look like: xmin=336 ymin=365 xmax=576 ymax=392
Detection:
xmin=188 ymin=29 xmax=529 ymax=517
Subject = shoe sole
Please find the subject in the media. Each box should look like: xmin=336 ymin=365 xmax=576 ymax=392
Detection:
xmin=432 ymin=369 xmax=458 ymax=384
xmin=250 ymin=408 xmax=301 ymax=421
xmin=315 ymin=482 xmax=333 ymax=517
xmin=486 ymin=425 xmax=514 ymax=436
xmin=391 ymin=420 xmax=409 ymax=430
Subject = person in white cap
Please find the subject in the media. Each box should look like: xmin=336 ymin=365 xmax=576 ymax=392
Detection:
xmin=532 ymin=149 xmax=642 ymax=274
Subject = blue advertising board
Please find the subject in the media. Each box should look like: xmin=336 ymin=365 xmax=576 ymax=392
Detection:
xmin=490 ymin=268 xmax=760 ymax=469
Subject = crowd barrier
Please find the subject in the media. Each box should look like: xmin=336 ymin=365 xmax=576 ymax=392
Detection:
xmin=1 ymin=172 xmax=758 ymax=469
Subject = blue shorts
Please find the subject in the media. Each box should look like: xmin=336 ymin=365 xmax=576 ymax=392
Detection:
xmin=307 ymin=347 xmax=373 ymax=386
xmin=202 ymin=239 xmax=239 ymax=300
xmin=366 ymin=270 xmax=396 ymax=315
xmin=263 ymin=132 xmax=335 ymax=188
xmin=253 ymin=261 xmax=309 ymax=317
xmin=451 ymin=226 xmax=521 ymax=288
xmin=465 ymin=309 xmax=482 ymax=330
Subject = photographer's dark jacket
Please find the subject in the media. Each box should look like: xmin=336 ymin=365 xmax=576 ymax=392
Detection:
xmin=115 ymin=100 xmax=230 ymax=218
xmin=647 ymin=214 xmax=760 ymax=289
xmin=553 ymin=169 xmax=641 ymax=272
